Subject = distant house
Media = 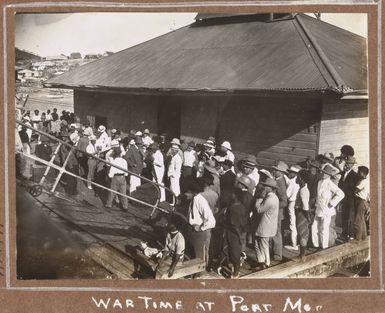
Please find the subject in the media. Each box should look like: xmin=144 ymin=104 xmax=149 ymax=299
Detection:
xmin=36 ymin=61 xmax=56 ymax=71
xmin=45 ymin=13 xmax=369 ymax=166
xmin=102 ymin=51 xmax=114 ymax=57
xmin=45 ymin=54 xmax=69 ymax=61
xmin=84 ymin=54 xmax=99 ymax=60
xmin=17 ymin=69 xmax=42 ymax=81
xmin=70 ymin=52 xmax=82 ymax=59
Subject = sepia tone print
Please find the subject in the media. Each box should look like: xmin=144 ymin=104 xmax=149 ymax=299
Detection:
xmin=14 ymin=12 xmax=369 ymax=280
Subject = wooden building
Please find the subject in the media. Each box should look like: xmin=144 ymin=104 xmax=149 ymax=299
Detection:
xmin=45 ymin=13 xmax=368 ymax=166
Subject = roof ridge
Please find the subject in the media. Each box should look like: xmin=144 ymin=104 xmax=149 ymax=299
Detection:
xmin=294 ymin=14 xmax=350 ymax=93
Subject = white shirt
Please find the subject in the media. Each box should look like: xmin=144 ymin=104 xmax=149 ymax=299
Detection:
xmin=45 ymin=113 xmax=53 ymax=122
xmin=168 ymin=153 xmax=182 ymax=178
xmin=315 ymin=178 xmax=345 ymax=217
xmin=249 ymin=168 xmax=260 ymax=186
xmin=142 ymin=135 xmax=153 ymax=147
xmin=86 ymin=142 xmax=97 ymax=155
xmin=286 ymin=177 xmax=300 ymax=202
xmin=225 ymin=150 xmax=235 ymax=162
xmin=95 ymin=131 xmax=111 ymax=152
xmin=355 ymin=178 xmax=369 ymax=201
xmin=188 ymin=193 xmax=216 ymax=231
xmin=108 ymin=157 xmax=128 ymax=178
xmin=152 ymin=150 xmax=165 ymax=180
xmin=164 ymin=232 xmax=185 ymax=256
xmin=183 ymin=150 xmax=197 ymax=167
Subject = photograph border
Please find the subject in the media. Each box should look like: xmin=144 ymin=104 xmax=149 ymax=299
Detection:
xmin=2 ymin=0 xmax=383 ymax=296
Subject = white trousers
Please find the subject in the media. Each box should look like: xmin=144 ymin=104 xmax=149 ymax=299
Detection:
xmin=311 ymin=215 xmax=332 ymax=249
xmin=129 ymin=175 xmax=141 ymax=193
xmin=288 ymin=202 xmax=297 ymax=247
xmin=153 ymin=177 xmax=166 ymax=202
xmin=169 ymin=176 xmax=180 ymax=197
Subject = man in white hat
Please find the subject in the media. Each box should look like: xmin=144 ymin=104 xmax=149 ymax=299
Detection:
xmin=285 ymin=164 xmax=302 ymax=250
xmin=76 ymin=128 xmax=91 ymax=177
xmin=312 ymin=164 xmax=345 ymax=250
xmin=167 ymin=144 xmax=183 ymax=197
xmin=95 ymin=125 xmax=111 ymax=152
xmin=271 ymin=161 xmax=289 ymax=261
xmin=82 ymin=122 xmax=93 ymax=137
xmin=69 ymin=132 xmax=80 ymax=146
xmin=106 ymin=139 xmax=122 ymax=163
xmin=105 ymin=148 xmax=129 ymax=211
xmin=142 ymin=129 xmax=154 ymax=147
xmin=221 ymin=141 xmax=235 ymax=163
xmin=237 ymin=155 xmax=259 ymax=195
xmin=251 ymin=177 xmax=279 ymax=270
xmin=85 ymin=135 xmax=98 ymax=189
xmin=149 ymin=143 xmax=166 ymax=202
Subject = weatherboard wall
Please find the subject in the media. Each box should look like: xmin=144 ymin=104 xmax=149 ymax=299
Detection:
xmin=318 ymin=98 xmax=369 ymax=166
xmin=73 ymin=90 xmax=367 ymax=168
xmin=74 ymin=90 xmax=159 ymax=133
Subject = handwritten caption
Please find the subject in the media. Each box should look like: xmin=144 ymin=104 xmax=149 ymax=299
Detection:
xmin=92 ymin=295 xmax=323 ymax=312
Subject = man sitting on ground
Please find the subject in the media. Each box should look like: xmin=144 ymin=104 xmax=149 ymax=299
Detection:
xmin=157 ymin=223 xmax=185 ymax=278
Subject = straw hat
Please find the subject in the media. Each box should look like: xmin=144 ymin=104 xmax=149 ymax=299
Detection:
xmin=170 ymin=138 xmax=181 ymax=146
xmin=287 ymin=165 xmax=302 ymax=173
xmin=272 ymin=161 xmax=289 ymax=174
xmin=259 ymin=169 xmax=273 ymax=179
xmin=221 ymin=141 xmax=232 ymax=151
xmin=235 ymin=175 xmax=254 ymax=190
xmin=83 ymin=128 xmax=92 ymax=136
xmin=260 ymin=177 xmax=278 ymax=189
xmin=143 ymin=129 xmax=150 ymax=134
xmin=241 ymin=155 xmax=257 ymax=168
xmin=110 ymin=140 xmax=120 ymax=148
xmin=203 ymin=140 xmax=215 ymax=149
xmin=204 ymin=160 xmax=217 ymax=174
xmin=345 ymin=155 xmax=356 ymax=164
xmin=97 ymin=125 xmax=106 ymax=133
xmin=320 ymin=164 xmax=339 ymax=176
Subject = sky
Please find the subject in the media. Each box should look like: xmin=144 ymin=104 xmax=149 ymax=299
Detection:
xmin=15 ymin=13 xmax=367 ymax=57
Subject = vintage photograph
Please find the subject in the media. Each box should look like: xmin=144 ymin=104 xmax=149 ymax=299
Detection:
xmin=14 ymin=12 xmax=369 ymax=280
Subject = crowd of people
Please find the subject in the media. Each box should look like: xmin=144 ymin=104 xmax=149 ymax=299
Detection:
xmin=17 ymin=109 xmax=370 ymax=279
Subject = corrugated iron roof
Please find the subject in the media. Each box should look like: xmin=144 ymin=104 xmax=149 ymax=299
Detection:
xmin=45 ymin=14 xmax=367 ymax=94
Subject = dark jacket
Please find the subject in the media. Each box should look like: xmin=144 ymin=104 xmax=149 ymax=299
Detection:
xmin=220 ymin=170 xmax=236 ymax=208
xmin=276 ymin=176 xmax=288 ymax=220
xmin=225 ymin=198 xmax=248 ymax=236
xmin=124 ymin=145 xmax=143 ymax=175
xmin=339 ymin=170 xmax=358 ymax=199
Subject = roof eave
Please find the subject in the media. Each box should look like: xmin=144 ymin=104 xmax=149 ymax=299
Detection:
xmin=43 ymin=83 xmax=343 ymax=97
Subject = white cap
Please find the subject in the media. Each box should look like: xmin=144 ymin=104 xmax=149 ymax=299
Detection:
xmin=110 ymin=140 xmax=120 ymax=148
xmin=221 ymin=141 xmax=232 ymax=151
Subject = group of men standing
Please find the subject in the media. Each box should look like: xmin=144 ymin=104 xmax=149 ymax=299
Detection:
xmin=167 ymin=142 xmax=370 ymax=278
xmin=17 ymin=115 xmax=370 ymax=279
